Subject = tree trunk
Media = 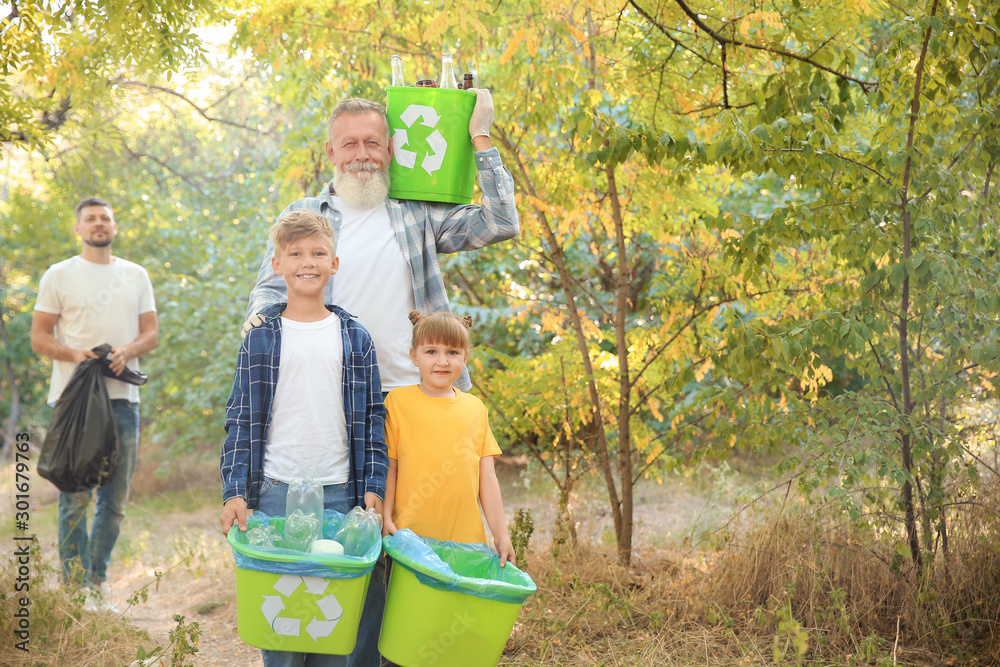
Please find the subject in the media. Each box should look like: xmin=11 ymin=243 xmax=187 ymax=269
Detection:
xmin=606 ymin=162 xmax=635 ymax=566
xmin=896 ymin=0 xmax=940 ymax=572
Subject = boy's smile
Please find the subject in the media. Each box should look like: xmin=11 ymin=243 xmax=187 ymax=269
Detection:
xmin=411 ymin=342 xmax=468 ymax=398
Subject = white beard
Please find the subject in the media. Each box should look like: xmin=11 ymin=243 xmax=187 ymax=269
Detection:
xmin=333 ymin=163 xmax=391 ymax=210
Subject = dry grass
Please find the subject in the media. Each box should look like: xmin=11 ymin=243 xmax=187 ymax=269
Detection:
xmin=501 ymin=484 xmax=1000 ymax=666
xmin=0 ymin=544 xmax=151 ymax=666
xmin=703 ymin=492 xmax=1000 ymax=663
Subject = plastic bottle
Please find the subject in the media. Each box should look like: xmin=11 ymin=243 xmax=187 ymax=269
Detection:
xmin=439 ymin=51 xmax=458 ymax=89
xmin=283 ymin=478 xmax=323 ymax=551
xmin=390 ymin=54 xmax=406 ymax=87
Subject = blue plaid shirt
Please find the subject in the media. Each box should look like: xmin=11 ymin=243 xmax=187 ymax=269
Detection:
xmin=220 ymin=303 xmax=387 ymax=509
xmin=246 ymin=147 xmax=519 ymax=391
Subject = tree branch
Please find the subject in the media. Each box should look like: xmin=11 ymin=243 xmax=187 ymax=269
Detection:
xmin=664 ymin=0 xmax=878 ymax=91
xmin=763 ymin=147 xmax=889 ymax=181
xmin=114 ymin=79 xmax=271 ymax=135
xmin=626 ymin=0 xmax=716 ymax=65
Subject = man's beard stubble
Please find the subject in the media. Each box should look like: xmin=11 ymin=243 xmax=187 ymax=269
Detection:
xmin=333 ymin=162 xmax=391 ymax=210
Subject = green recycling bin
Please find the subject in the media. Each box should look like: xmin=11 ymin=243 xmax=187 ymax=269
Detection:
xmin=378 ymin=529 xmax=536 ymax=667
xmin=227 ymin=510 xmax=382 ymax=654
xmin=386 ymin=87 xmax=477 ymax=204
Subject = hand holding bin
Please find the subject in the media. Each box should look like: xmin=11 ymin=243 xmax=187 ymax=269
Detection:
xmin=379 ymin=529 xmax=537 ymax=667
xmin=228 ymin=508 xmax=382 ymax=655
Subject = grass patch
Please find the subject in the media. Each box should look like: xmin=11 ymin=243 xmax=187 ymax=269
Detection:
xmin=0 ymin=540 xmax=152 ymax=666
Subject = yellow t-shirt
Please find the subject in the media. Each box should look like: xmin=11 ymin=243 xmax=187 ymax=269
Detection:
xmin=385 ymin=385 xmax=502 ymax=543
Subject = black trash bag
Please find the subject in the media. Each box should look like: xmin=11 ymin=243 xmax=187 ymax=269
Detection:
xmin=38 ymin=358 xmax=121 ymax=493
xmin=91 ymin=343 xmax=148 ymax=386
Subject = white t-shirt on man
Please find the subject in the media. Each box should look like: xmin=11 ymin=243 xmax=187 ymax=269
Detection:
xmin=34 ymin=255 xmax=157 ymax=405
xmin=263 ymin=313 xmax=350 ymax=485
xmin=331 ymin=197 xmax=420 ymax=391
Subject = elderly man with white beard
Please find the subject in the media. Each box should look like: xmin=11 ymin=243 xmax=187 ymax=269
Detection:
xmin=244 ymin=92 xmax=518 ymax=394
xmin=238 ymin=91 xmax=519 ymax=667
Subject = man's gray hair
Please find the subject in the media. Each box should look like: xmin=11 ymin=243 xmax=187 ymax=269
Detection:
xmin=327 ymin=98 xmax=390 ymax=143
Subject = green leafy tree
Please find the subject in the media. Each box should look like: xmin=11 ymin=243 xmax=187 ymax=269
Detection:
xmin=1 ymin=0 xmax=220 ymax=146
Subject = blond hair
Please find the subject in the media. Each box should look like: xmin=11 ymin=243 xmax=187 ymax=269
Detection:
xmin=327 ymin=98 xmax=390 ymax=144
xmin=269 ymin=211 xmax=335 ymax=255
xmin=409 ymin=310 xmax=473 ymax=352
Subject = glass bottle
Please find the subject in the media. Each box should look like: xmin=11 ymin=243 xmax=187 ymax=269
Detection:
xmin=439 ymin=51 xmax=458 ymax=89
xmin=390 ymin=54 xmax=406 ymax=87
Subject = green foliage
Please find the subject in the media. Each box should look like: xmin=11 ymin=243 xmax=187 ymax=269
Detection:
xmin=135 ymin=613 xmax=202 ymax=666
xmin=1 ymin=0 xmax=221 ymax=146
xmin=509 ymin=507 xmax=535 ymax=568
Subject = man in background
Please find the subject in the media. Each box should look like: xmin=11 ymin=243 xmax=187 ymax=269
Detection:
xmin=31 ymin=196 xmax=159 ymax=613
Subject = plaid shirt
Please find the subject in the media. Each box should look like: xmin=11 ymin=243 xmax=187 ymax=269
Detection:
xmin=220 ymin=303 xmax=387 ymax=509
xmin=247 ymin=147 xmax=519 ymax=391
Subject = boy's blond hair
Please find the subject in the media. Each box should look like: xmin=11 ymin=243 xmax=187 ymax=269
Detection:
xmin=269 ymin=211 xmax=335 ymax=254
xmin=408 ymin=310 xmax=473 ymax=352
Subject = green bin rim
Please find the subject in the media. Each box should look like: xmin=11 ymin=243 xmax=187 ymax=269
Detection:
xmin=228 ymin=525 xmax=379 ymax=572
xmin=383 ymin=533 xmax=536 ymax=600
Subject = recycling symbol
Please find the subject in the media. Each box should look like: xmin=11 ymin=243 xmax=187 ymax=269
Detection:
xmin=392 ymin=105 xmax=448 ymax=175
xmin=261 ymin=574 xmax=343 ymax=641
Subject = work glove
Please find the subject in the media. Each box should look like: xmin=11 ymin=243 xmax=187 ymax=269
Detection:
xmin=468 ymin=88 xmax=494 ymax=140
xmin=241 ymin=312 xmax=265 ymax=339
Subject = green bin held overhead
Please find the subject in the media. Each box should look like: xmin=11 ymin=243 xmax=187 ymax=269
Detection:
xmin=386 ymin=87 xmax=477 ymax=204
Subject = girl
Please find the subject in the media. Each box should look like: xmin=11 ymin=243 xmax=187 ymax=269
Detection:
xmin=382 ymin=310 xmax=515 ymax=566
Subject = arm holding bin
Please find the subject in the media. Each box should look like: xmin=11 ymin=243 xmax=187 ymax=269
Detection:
xmin=220 ymin=331 xmax=263 ymax=533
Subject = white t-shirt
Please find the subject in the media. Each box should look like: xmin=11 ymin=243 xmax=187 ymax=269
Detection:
xmin=263 ymin=313 xmax=350 ymax=485
xmin=34 ymin=255 xmax=156 ymax=405
xmin=331 ymin=197 xmax=420 ymax=391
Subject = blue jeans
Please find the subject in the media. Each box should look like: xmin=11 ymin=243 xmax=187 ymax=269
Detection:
xmin=57 ymin=400 xmax=139 ymax=586
xmin=256 ymin=478 xmax=387 ymax=667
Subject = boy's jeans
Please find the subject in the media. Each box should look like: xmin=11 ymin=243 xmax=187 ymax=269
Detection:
xmin=57 ymin=400 xmax=139 ymax=586
xmin=256 ymin=478 xmax=387 ymax=667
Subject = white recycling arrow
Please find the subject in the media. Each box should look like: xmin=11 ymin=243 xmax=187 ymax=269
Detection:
xmin=316 ymin=593 xmax=343 ymax=621
xmin=307 ymin=617 xmax=339 ymax=640
xmin=302 ymin=576 xmax=329 ymax=595
xmin=273 ymin=616 xmax=301 ymax=636
xmin=261 ymin=595 xmax=285 ymax=626
xmin=273 ymin=574 xmax=301 ymax=597
xmin=392 ymin=129 xmax=417 ymax=169
xmin=399 ymin=104 xmax=441 ymax=128
xmin=422 ymin=130 xmax=448 ymax=174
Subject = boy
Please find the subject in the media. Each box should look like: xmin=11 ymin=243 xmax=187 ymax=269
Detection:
xmin=220 ymin=211 xmax=387 ymax=667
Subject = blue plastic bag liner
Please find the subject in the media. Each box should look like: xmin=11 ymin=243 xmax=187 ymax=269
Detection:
xmin=229 ymin=508 xmax=381 ymax=579
xmin=382 ymin=529 xmax=536 ymax=604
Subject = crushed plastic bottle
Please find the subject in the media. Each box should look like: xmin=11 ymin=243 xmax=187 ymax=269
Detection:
xmin=283 ymin=478 xmax=323 ymax=551
xmin=331 ymin=506 xmax=382 ymax=557
xmin=283 ymin=509 xmax=322 ymax=552
xmin=247 ymin=523 xmax=281 ymax=547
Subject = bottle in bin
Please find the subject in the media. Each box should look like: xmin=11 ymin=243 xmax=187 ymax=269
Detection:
xmin=390 ymin=54 xmax=406 ymax=87
xmin=439 ymin=51 xmax=459 ymax=89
